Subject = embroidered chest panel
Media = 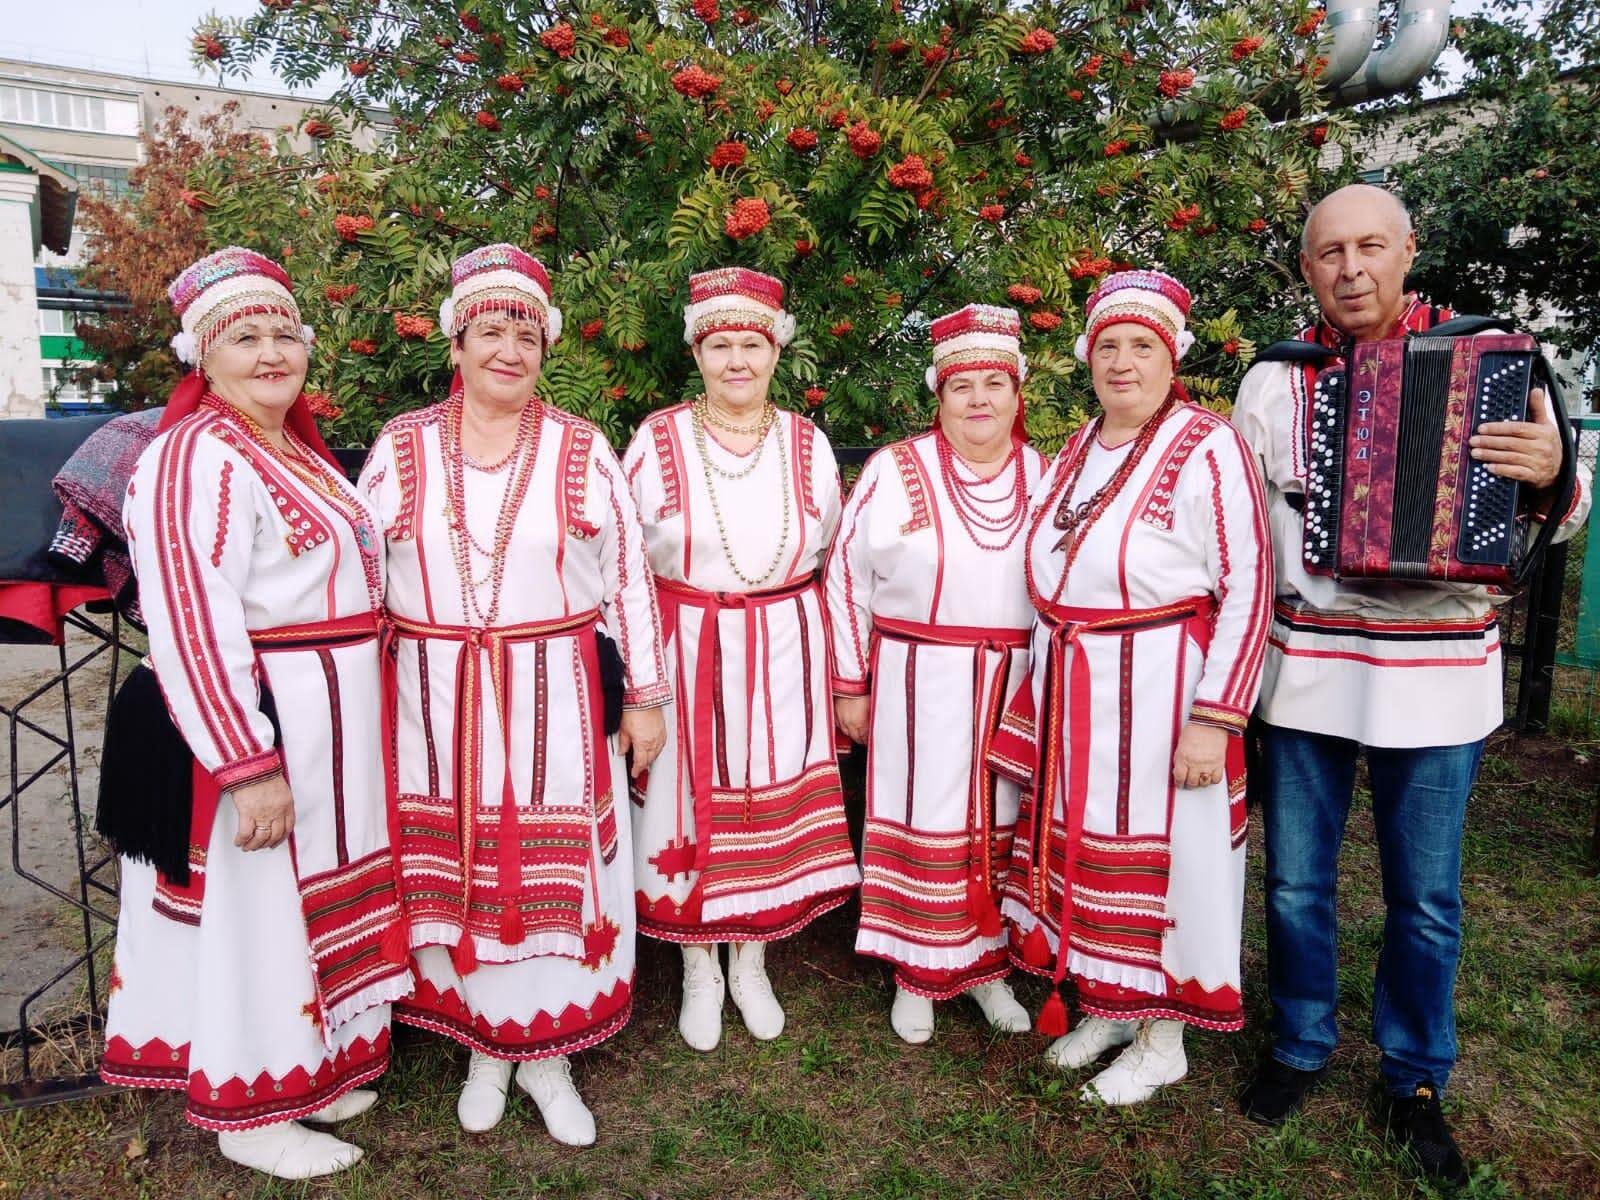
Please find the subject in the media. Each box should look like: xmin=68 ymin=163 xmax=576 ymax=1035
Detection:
xmin=650 ymin=411 xmax=686 ymax=520
xmin=388 ymin=425 xmax=426 ymax=542
xmin=206 ymin=423 xmax=335 ymax=557
xmin=1139 ymin=411 xmax=1220 ymax=532
xmin=555 ymin=415 xmax=601 ymax=540
xmin=794 ymin=417 xmax=822 ymax=520
xmin=891 ymin=442 xmax=933 ymax=535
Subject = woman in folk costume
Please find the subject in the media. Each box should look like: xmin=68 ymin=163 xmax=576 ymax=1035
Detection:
xmin=102 ymin=249 xmax=411 ymax=1179
xmin=623 ymin=268 xmax=858 ymax=1052
xmin=993 ymin=271 xmax=1272 ymax=1104
xmin=358 ymin=245 xmax=669 ymax=1144
xmin=825 ymin=305 xmax=1043 ymax=1044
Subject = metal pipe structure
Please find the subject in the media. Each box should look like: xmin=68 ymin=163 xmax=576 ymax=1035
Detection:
xmin=1317 ymin=0 xmax=1383 ymax=91
xmin=1331 ymin=0 xmax=1454 ymax=106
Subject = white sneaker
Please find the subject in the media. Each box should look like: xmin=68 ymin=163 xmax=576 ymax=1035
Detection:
xmin=1045 ymin=1016 xmax=1137 ymax=1070
xmin=890 ymin=986 xmax=935 ymax=1045
xmin=1081 ymin=1019 xmax=1188 ymax=1106
xmin=302 ymin=1087 xmax=377 ymax=1125
xmin=217 ymin=1121 xmax=363 ymax=1179
xmin=727 ymin=940 xmax=785 ymax=1040
xmin=516 ymin=1056 xmax=597 ymax=1147
xmin=967 ymin=979 xmax=1031 ymax=1033
xmin=456 ymin=1051 xmax=512 ymax=1132
xmin=679 ymin=944 xmax=725 ymax=1052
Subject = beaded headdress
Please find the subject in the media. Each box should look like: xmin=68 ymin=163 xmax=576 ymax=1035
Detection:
xmin=683 ymin=267 xmax=796 ymax=347
xmin=926 ymin=304 xmax=1027 ymax=393
xmin=1075 ymin=269 xmax=1194 ymax=364
xmin=168 ymin=247 xmax=311 ymax=365
xmin=439 ymin=243 xmax=563 ymax=343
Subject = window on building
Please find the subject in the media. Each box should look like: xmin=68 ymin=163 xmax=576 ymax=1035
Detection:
xmin=41 ymin=365 xmax=114 ymax=404
xmin=38 ymin=308 xmax=99 ymax=337
xmin=0 ymin=83 xmax=139 ymax=136
xmin=1358 ymin=167 xmax=1391 ymax=185
xmin=43 ymin=159 xmax=133 ymax=198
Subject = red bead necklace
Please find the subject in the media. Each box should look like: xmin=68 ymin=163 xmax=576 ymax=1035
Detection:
xmin=935 ymin=432 xmax=1027 ymax=552
xmin=439 ymin=391 xmax=541 ymax=627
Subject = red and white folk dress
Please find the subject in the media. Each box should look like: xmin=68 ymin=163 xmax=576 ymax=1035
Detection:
xmin=825 ymin=430 xmax=1045 ymax=998
xmin=104 ymin=397 xmax=410 ymax=1130
xmin=360 ymin=396 xmax=669 ymax=1060
xmin=623 ymin=404 xmax=859 ymax=943
xmin=996 ymin=400 xmax=1272 ymax=1031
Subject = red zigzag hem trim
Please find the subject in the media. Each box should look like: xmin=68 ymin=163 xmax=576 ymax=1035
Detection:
xmin=394 ymin=976 xmax=632 ymax=1061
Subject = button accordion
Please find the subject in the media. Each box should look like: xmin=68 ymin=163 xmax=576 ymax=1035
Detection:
xmin=1260 ymin=316 xmax=1576 ymax=588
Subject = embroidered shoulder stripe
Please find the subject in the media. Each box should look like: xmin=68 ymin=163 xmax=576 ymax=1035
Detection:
xmin=651 ymin=413 xmax=685 ymax=519
xmin=1138 ymin=409 xmax=1219 ymax=531
xmin=795 ymin=417 xmax=821 ymax=520
xmin=211 ymin=461 xmax=233 ymax=568
xmin=891 ymin=441 xmax=933 ymax=534
xmin=555 ymin=415 xmax=600 ymax=539
xmin=389 ymin=426 xmax=423 ymax=542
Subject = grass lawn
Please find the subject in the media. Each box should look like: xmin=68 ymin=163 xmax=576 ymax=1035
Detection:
xmin=3 ymin=734 xmax=1597 ymax=1199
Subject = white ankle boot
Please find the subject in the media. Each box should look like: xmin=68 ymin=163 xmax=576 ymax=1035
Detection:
xmin=727 ymin=940 xmax=785 ymax=1040
xmin=1081 ymin=1019 xmax=1187 ymax=1105
xmin=890 ymin=986 xmax=935 ymax=1044
xmin=516 ymin=1056 xmax=597 ymax=1147
xmin=967 ymin=979 xmax=1031 ymax=1033
xmin=457 ymin=1051 xmax=513 ymax=1132
xmin=679 ymin=944 xmax=725 ymax=1051
xmin=1045 ymin=1016 xmax=1137 ymax=1070
xmin=217 ymin=1121 xmax=363 ymax=1179
xmin=302 ymin=1088 xmax=377 ymax=1125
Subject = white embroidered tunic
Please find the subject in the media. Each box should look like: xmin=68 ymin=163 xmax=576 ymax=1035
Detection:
xmin=825 ymin=430 xmax=1044 ymax=996
xmin=623 ymin=403 xmax=859 ymax=942
xmin=360 ymin=399 xmax=667 ymax=1060
xmin=1232 ymin=348 xmax=1592 ymax=748
xmin=1000 ymin=401 xmax=1272 ymax=1030
xmin=104 ymin=400 xmax=408 ymax=1130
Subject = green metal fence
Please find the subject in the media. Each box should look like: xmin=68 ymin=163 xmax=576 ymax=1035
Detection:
xmin=1539 ymin=416 xmax=1600 ymax=736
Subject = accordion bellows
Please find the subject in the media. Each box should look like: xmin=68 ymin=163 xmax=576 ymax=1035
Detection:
xmin=1301 ymin=330 xmax=1552 ymax=587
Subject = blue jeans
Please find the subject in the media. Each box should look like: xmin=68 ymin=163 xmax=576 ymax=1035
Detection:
xmin=1259 ymin=724 xmax=1485 ymax=1095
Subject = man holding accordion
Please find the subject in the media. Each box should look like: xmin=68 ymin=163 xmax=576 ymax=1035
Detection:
xmin=1231 ymin=184 xmax=1591 ymax=1185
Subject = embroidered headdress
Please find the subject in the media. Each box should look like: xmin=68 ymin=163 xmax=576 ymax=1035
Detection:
xmin=168 ymin=247 xmax=311 ymax=366
xmin=439 ymin=243 xmax=563 ymax=343
xmin=159 ymin=249 xmax=335 ymax=467
xmin=1074 ymin=269 xmax=1194 ymax=364
xmin=683 ymin=267 xmax=796 ymax=346
xmin=926 ymin=303 xmax=1028 ymax=394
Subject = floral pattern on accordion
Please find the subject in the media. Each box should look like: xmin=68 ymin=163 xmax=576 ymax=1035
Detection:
xmin=1231 ymin=295 xmax=1592 ymax=748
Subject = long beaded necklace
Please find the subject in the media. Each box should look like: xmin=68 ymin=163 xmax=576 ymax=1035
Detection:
xmin=1048 ymin=396 xmax=1176 ymax=576
xmin=693 ymin=396 xmax=778 ymax=481
xmin=935 ymin=432 xmax=1027 ymax=552
xmin=207 ymin=395 xmax=384 ymax=610
xmin=690 ymin=399 xmax=792 ymax=588
xmin=439 ymin=392 xmax=541 ymax=626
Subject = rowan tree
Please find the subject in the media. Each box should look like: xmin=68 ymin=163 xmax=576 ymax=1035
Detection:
xmin=186 ymin=1 xmax=1347 ymax=448
xmin=73 ymin=103 xmax=273 ymax=406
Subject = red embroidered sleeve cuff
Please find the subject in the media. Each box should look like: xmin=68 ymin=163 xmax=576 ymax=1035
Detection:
xmin=213 ymin=747 xmax=284 ymax=793
xmin=1188 ymin=700 xmax=1249 ymax=733
xmin=623 ymin=681 xmax=674 ymax=709
xmin=832 ymin=675 xmax=870 ymax=697
xmin=1529 ymin=481 xmax=1583 ymax=528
